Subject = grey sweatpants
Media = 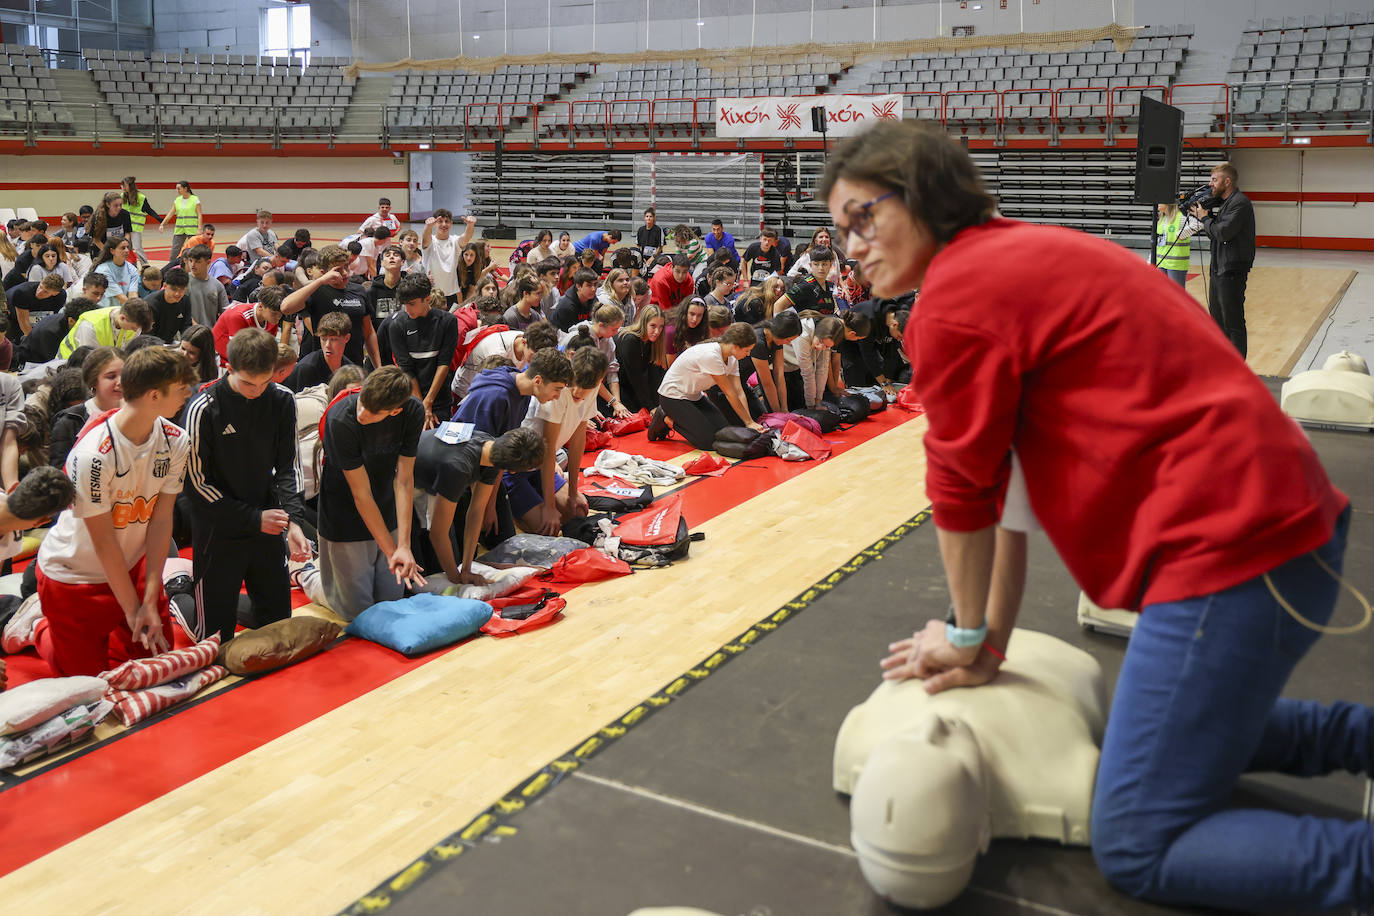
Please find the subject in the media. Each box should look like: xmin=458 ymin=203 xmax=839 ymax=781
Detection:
xmin=319 ymin=531 xmax=404 ymax=621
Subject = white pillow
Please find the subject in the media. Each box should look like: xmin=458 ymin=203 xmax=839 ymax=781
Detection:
xmin=0 ymin=676 xmax=109 ymax=735
xmin=414 ymin=562 xmax=541 ymax=601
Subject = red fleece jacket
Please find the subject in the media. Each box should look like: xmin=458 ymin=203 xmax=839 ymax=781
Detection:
xmin=907 ymin=218 xmax=1346 ymax=610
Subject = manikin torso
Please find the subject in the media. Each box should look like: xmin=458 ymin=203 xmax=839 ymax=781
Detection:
xmin=1281 ymin=352 xmax=1374 ymax=427
xmin=833 ymin=629 xmax=1107 ymax=845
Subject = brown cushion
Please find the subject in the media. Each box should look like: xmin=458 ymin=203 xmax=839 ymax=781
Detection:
xmin=216 ymin=617 xmax=343 ymax=676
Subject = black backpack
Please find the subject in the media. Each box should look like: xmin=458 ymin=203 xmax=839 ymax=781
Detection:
xmin=581 ymin=480 xmax=654 ymax=512
xmin=794 ymin=404 xmax=842 ymax=434
xmin=713 ymin=427 xmax=778 ymax=460
xmin=836 ymin=393 xmax=872 ymax=424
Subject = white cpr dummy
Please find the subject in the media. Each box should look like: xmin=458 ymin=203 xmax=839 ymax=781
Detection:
xmin=833 ymin=630 xmax=1107 ymax=909
xmin=1281 ymin=351 xmax=1374 ymax=430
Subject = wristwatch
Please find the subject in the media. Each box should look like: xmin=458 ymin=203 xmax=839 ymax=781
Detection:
xmin=945 ymin=606 xmax=988 ymax=649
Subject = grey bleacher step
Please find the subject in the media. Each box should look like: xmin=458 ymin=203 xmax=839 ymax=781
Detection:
xmin=340 ymin=74 xmax=394 ymax=133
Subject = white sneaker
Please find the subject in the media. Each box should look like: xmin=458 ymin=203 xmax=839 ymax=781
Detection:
xmin=2 ymin=594 xmax=43 ymax=654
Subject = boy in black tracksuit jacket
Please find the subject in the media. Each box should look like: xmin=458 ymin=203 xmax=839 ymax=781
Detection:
xmin=183 ymin=327 xmax=312 ymax=642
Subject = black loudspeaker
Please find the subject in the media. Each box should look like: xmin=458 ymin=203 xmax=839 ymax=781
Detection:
xmin=810 ymin=106 xmax=827 ymax=133
xmin=487 ymin=138 xmax=515 ymax=238
xmin=1133 ymin=96 xmax=1184 ymax=205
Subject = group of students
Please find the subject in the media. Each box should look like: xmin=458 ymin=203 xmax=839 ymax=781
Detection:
xmin=0 ymin=189 xmax=916 ymax=688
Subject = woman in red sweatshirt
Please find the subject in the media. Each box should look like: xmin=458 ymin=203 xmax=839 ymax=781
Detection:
xmin=820 ymin=120 xmax=1358 ymax=912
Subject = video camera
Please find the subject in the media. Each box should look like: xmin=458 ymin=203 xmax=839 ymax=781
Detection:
xmin=1180 ymin=184 xmax=1220 ymax=213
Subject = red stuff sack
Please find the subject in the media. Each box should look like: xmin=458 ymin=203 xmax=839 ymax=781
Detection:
xmin=538 ymin=548 xmax=633 ymax=584
xmin=683 ymin=453 xmax=729 ymax=477
xmin=895 ymin=385 xmax=925 ymax=414
xmin=602 ymin=408 xmax=652 ymax=437
xmin=613 ymin=494 xmax=683 ymax=547
xmin=781 ymin=420 xmax=832 ymax=460
xmin=583 ymin=427 xmax=613 ymax=451
xmin=482 ymin=585 xmax=568 ymax=636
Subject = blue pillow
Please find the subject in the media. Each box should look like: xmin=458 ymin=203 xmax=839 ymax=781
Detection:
xmin=345 ymin=594 xmax=493 ymax=657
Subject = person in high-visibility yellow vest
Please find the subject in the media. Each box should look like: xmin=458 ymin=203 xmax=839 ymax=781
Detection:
xmin=159 ymin=180 xmax=203 ymax=262
xmin=1155 ymin=203 xmax=1191 ymax=288
xmin=58 ymin=300 xmax=155 ymax=359
xmin=120 ymin=176 xmax=163 ymax=268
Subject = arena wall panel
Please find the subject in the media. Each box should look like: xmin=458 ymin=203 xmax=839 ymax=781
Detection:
xmin=0 ymin=154 xmax=409 ymax=225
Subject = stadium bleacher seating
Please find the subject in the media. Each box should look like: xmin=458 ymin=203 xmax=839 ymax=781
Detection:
xmin=0 ymin=43 xmax=72 ymax=135
xmin=1227 ymin=12 xmax=1374 ymax=130
xmin=385 ymin=63 xmax=588 ymax=140
xmin=541 ymin=55 xmax=843 ymax=139
xmin=85 ymin=50 xmax=356 ymax=138
xmin=859 ymin=26 xmax=1192 ymax=132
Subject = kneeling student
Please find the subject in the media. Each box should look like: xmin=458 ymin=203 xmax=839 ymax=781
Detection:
xmin=58 ymin=298 xmax=154 ymax=358
xmin=33 ymin=347 xmax=196 ymax=676
xmin=317 ymin=366 xmax=425 ymax=619
xmin=211 ymin=285 xmax=284 ymax=367
xmin=285 ymin=311 xmax=354 ymax=393
xmin=650 ymin=323 xmax=765 ymax=450
xmin=183 ymin=328 xmax=312 ymax=643
xmin=513 ymin=344 xmax=608 ymax=534
xmin=416 ymin=426 xmax=545 ymax=586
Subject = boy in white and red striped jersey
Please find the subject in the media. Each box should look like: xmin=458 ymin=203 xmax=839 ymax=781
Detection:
xmin=33 ymin=347 xmax=197 ymax=676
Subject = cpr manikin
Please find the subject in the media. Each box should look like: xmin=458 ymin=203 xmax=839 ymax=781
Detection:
xmin=1281 ymin=350 xmax=1374 ymax=429
xmin=833 ymin=629 xmax=1107 ymax=909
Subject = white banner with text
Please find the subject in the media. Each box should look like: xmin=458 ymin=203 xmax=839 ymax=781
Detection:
xmin=714 ymin=94 xmax=902 ymax=138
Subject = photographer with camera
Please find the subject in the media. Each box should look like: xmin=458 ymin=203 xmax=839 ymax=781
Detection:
xmin=1190 ymin=163 xmax=1255 ymax=358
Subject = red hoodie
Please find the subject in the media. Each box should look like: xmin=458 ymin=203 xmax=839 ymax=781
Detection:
xmin=649 ymin=267 xmax=694 ymax=311
xmin=907 ymin=218 xmax=1346 ymax=610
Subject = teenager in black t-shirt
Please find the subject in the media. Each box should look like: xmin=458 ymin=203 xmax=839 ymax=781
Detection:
xmin=742 ymin=228 xmax=783 ymax=286
xmin=773 ymin=246 xmax=837 ymax=316
xmin=636 ymin=207 xmax=664 ymax=258
xmin=17 ymin=298 xmax=96 ymax=365
xmin=749 ymin=309 xmax=803 ymax=413
xmin=285 ymin=311 xmax=356 ymax=392
xmin=369 ymin=245 xmax=404 ymax=325
xmin=281 ymin=244 xmax=380 ymax=369
xmin=386 ymin=274 xmax=459 ymax=426
xmin=146 ymin=267 xmax=192 ymax=342
xmin=316 ymin=367 xmax=425 ymax=620
xmin=550 ymin=269 xmax=600 ymax=331
xmin=6 ymin=277 xmax=65 ymax=345
xmin=414 ymin=426 xmax=543 ymax=585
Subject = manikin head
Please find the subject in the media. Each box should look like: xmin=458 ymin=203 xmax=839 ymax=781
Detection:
xmin=1323 ymin=350 xmax=1370 ymax=374
xmin=849 ymin=713 xmax=991 ymax=909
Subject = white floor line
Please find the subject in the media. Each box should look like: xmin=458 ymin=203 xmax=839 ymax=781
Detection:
xmin=573 ymin=771 xmax=858 ymax=858
xmin=573 ymin=771 xmax=1086 ymax=916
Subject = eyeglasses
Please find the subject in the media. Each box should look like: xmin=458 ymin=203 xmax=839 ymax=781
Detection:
xmin=834 ymin=191 xmax=896 ymax=248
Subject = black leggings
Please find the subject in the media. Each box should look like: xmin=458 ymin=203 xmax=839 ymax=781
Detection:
xmin=660 ymin=395 xmax=728 ymax=451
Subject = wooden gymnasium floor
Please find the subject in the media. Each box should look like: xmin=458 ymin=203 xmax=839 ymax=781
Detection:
xmin=0 ymin=223 xmax=1367 ymax=915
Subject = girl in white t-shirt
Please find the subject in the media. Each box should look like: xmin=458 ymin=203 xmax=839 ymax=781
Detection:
xmin=525 ymin=229 xmax=556 ymax=265
xmin=650 ymin=323 xmax=764 ymax=450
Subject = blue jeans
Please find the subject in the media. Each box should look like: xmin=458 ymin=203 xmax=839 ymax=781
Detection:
xmin=1162 ymin=267 xmax=1188 ymax=287
xmin=1092 ymin=505 xmax=1371 ymax=910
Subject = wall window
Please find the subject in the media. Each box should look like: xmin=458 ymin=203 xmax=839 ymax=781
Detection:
xmin=261 ymin=3 xmax=311 ymax=63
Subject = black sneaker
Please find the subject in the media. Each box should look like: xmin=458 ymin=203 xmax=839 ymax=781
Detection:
xmin=647 ymin=407 xmax=669 ymax=441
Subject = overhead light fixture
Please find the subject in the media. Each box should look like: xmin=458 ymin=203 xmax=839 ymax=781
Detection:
xmin=697 ymin=19 xmax=704 ymax=25
xmin=418 ymin=143 xmax=431 ymax=149
xmin=1292 ymin=136 xmax=1311 ymax=144
xmin=473 ymin=33 xmax=480 ymax=39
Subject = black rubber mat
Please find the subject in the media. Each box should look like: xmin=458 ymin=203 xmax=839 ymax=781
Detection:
xmin=366 ymin=394 xmax=1374 ymax=916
